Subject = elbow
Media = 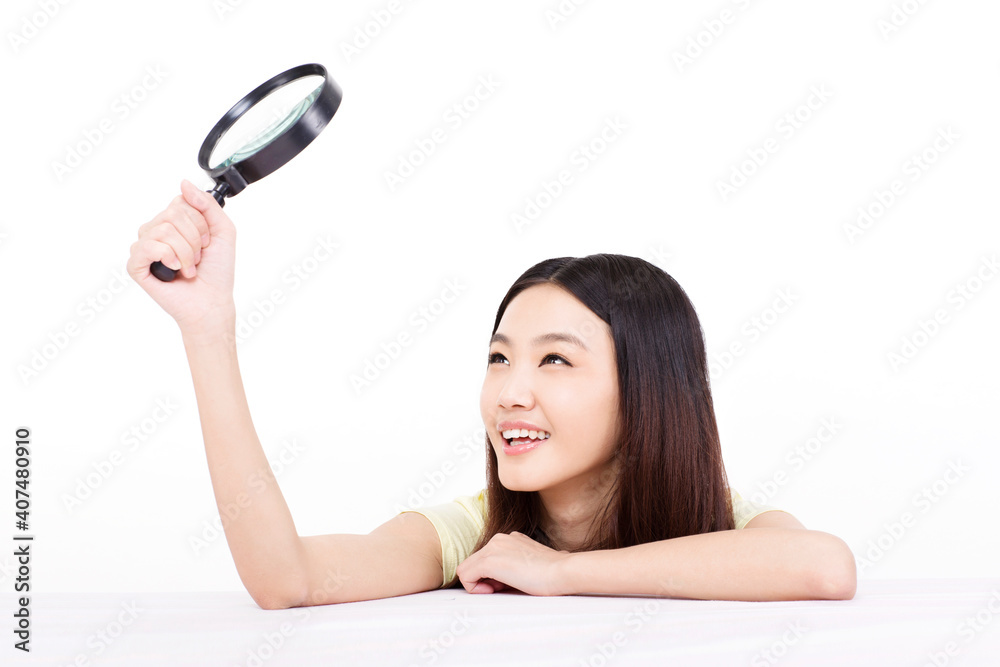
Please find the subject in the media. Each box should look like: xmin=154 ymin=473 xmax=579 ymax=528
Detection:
xmin=247 ymin=578 xmax=311 ymax=611
xmin=250 ymin=593 xmax=299 ymax=611
xmin=809 ymin=533 xmax=857 ymax=600
xmin=251 ymin=587 xmax=307 ymax=610
xmin=244 ymin=551 xmax=313 ymax=610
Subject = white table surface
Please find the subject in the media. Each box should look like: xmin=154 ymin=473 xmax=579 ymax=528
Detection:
xmin=5 ymin=578 xmax=1000 ymax=666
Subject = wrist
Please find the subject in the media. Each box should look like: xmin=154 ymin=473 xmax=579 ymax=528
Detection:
xmin=557 ymin=551 xmax=582 ymax=596
xmin=179 ymin=312 xmax=236 ymax=348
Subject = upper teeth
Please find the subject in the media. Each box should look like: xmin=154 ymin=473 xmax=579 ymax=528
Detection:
xmin=502 ymin=429 xmax=550 ymax=440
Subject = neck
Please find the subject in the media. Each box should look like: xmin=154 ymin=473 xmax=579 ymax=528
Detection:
xmin=537 ymin=458 xmax=618 ymax=551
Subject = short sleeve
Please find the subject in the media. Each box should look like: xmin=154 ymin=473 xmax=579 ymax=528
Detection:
xmin=398 ymin=489 xmax=487 ymax=589
xmin=730 ymin=487 xmax=784 ymax=529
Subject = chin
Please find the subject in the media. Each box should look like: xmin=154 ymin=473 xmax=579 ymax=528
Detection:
xmin=498 ymin=472 xmax=541 ymax=493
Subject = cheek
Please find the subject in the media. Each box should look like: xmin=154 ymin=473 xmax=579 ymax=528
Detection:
xmin=479 ymin=378 xmax=494 ymax=414
xmin=480 ymin=378 xmax=500 ymax=441
xmin=572 ymin=384 xmax=619 ymax=450
xmin=553 ymin=389 xmax=582 ymax=417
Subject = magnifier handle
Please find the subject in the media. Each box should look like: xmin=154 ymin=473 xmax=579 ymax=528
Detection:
xmin=149 ymin=184 xmax=229 ymax=282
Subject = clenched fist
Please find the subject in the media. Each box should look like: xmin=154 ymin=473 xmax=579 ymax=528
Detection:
xmin=127 ymin=179 xmax=238 ymax=335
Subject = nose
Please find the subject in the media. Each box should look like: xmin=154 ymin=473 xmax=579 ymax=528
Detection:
xmin=495 ymin=367 xmax=535 ymax=409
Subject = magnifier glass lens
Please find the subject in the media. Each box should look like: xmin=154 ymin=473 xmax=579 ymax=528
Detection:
xmin=209 ymin=74 xmax=326 ymax=169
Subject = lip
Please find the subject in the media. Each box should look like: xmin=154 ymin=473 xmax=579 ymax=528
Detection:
xmin=502 ymin=438 xmax=545 ymax=456
xmin=497 ymin=420 xmax=550 ymax=456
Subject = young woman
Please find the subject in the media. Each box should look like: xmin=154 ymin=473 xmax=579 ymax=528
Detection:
xmin=127 ymin=180 xmax=857 ymax=609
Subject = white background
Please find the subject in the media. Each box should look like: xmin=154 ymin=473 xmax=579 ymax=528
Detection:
xmin=1 ymin=0 xmax=997 ymax=594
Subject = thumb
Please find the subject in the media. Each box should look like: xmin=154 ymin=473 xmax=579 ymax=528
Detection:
xmin=179 ymin=179 xmax=232 ymax=235
xmin=471 ymin=581 xmax=493 ymax=594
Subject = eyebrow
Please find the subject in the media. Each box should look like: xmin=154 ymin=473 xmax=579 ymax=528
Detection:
xmin=489 ymin=332 xmax=590 ymax=352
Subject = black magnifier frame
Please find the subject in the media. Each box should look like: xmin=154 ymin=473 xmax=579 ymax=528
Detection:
xmin=150 ymin=63 xmax=342 ymax=282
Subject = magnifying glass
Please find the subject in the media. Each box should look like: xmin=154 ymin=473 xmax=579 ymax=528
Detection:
xmin=150 ymin=63 xmax=343 ymax=282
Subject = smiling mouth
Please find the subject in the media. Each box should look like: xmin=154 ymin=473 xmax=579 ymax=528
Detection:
xmin=501 ymin=431 xmax=551 ymax=447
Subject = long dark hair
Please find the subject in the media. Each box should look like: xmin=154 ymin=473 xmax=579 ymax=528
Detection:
xmin=472 ymin=253 xmax=734 ymax=559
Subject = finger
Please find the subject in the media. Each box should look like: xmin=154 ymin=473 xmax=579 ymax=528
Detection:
xmin=458 ymin=563 xmax=487 ymax=593
xmin=470 ymin=580 xmax=497 ymax=594
xmin=181 ymin=205 xmax=210 ymax=252
xmin=127 ymin=238 xmax=182 ymax=280
xmin=174 ymin=205 xmax=206 ymax=265
xmin=168 ymin=197 xmax=210 ymax=249
xmin=138 ymin=206 xmax=205 ymax=268
xmin=486 ymin=578 xmax=513 ymax=593
xmin=180 ymin=179 xmax=229 ymax=238
xmin=137 ymin=195 xmax=188 ymax=238
xmin=146 ymin=222 xmax=198 ymax=278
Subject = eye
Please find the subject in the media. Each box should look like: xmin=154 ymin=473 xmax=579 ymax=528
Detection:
xmin=487 ymin=352 xmax=572 ymax=366
xmin=488 ymin=352 xmax=508 ymax=365
xmin=542 ymin=354 xmax=569 ymax=365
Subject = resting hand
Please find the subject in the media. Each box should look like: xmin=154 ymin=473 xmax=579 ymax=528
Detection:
xmin=455 ymin=531 xmax=573 ymax=596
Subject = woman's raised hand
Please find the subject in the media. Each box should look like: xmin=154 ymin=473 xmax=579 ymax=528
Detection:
xmin=127 ymin=179 xmax=238 ymax=335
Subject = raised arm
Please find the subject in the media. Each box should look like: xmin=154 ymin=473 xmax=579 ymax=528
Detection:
xmin=127 ymin=181 xmax=307 ymax=608
xmin=127 ymin=182 xmax=447 ymax=609
xmin=180 ymin=323 xmax=309 ymax=608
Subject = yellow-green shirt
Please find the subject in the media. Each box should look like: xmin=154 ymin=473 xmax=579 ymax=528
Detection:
xmin=400 ymin=488 xmax=783 ymax=589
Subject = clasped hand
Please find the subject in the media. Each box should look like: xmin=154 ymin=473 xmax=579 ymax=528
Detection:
xmin=455 ymin=531 xmax=573 ymax=596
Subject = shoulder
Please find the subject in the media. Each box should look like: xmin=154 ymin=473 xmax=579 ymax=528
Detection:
xmin=728 ymin=487 xmax=786 ymax=530
xmin=455 ymin=488 xmax=487 ymax=525
xmin=402 ymin=489 xmax=487 ymax=589
xmin=406 ymin=489 xmax=487 ymax=538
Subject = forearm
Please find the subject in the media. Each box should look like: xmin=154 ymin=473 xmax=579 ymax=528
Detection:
xmin=561 ymin=528 xmax=856 ymax=601
xmin=182 ymin=321 xmax=305 ymax=606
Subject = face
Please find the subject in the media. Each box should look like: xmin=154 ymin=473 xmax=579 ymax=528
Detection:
xmin=480 ymin=283 xmax=621 ymax=498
